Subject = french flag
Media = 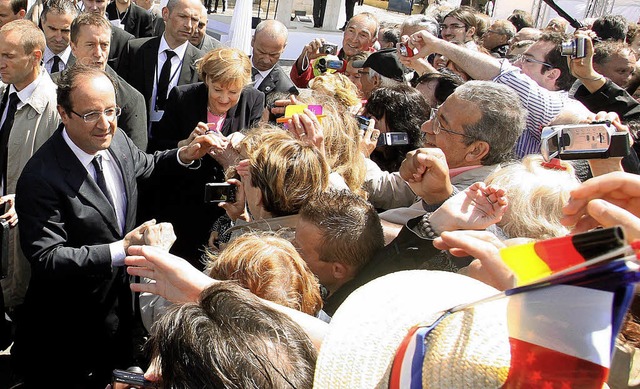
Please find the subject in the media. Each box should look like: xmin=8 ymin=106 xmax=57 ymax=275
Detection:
xmin=389 ymin=258 xmax=638 ymax=389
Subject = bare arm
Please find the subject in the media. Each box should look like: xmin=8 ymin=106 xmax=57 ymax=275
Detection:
xmin=409 ymin=31 xmax=503 ymax=81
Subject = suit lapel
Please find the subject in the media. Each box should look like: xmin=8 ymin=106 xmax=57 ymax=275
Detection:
xmin=178 ymin=45 xmax=198 ymax=85
xmin=52 ymin=129 xmax=121 ymax=237
xmin=108 ymin=132 xmax=136 ymax=232
xmin=258 ymin=72 xmax=276 ymax=94
xmin=143 ymin=38 xmax=161 ymax=103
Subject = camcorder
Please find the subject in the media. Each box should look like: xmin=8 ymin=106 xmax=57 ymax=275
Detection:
xmin=321 ymin=43 xmax=338 ymax=55
xmin=204 ymin=183 xmax=237 ymax=203
xmin=316 ymin=57 xmax=343 ymax=73
xmin=356 ymin=116 xmax=410 ymax=146
xmin=540 ymin=121 xmax=630 ymax=161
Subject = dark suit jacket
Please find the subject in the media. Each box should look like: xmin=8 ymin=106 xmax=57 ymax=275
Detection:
xmin=109 ymin=26 xmax=134 ymax=70
xmin=106 ymin=1 xmax=153 ymax=39
xmin=141 ymin=83 xmax=263 ymax=266
xmin=197 ymin=33 xmax=223 ymax=53
xmin=13 ymin=126 xmax=181 ymax=386
xmin=117 ymin=36 xmax=204 ymax=124
xmin=256 ymin=63 xmax=299 ymax=102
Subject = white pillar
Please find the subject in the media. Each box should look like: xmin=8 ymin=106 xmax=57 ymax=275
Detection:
xmin=322 ymin=0 xmax=345 ymax=29
xmin=275 ymin=0 xmax=293 ymax=27
xmin=227 ymin=0 xmax=253 ymax=53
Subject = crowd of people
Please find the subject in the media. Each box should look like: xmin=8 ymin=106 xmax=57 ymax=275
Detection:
xmin=0 ymin=0 xmax=640 ymax=386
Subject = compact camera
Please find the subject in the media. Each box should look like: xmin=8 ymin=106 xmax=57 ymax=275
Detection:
xmin=398 ymin=42 xmax=415 ymax=57
xmin=560 ymin=37 xmax=586 ymax=59
xmin=204 ymin=183 xmax=237 ymax=203
xmin=321 ymin=43 xmax=338 ymax=55
xmin=540 ymin=122 xmax=630 ymax=161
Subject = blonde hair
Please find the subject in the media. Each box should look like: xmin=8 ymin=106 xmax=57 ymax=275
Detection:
xmin=297 ymin=94 xmax=367 ymax=198
xmin=197 ymin=47 xmax=252 ymax=88
xmin=486 ymin=155 xmax=579 ymax=240
xmin=243 ymin=127 xmax=330 ymax=216
xmin=308 ymin=73 xmax=361 ymax=109
xmin=205 ymin=232 xmax=323 ymax=315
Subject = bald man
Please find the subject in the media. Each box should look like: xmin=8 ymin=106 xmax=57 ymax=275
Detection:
xmin=251 ymin=20 xmax=298 ymax=100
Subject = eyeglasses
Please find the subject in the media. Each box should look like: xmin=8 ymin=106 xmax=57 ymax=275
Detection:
xmin=439 ymin=23 xmax=466 ymax=30
xmin=514 ymin=54 xmax=553 ymax=68
xmin=70 ymin=106 xmax=121 ymax=123
xmin=426 ymin=107 xmax=474 ymax=138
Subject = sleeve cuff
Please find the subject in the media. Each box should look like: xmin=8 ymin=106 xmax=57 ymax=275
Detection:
xmin=176 ymin=147 xmax=201 ymax=169
xmin=109 ymin=240 xmax=126 ymax=267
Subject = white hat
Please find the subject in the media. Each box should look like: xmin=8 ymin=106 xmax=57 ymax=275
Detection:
xmin=314 ymin=270 xmax=511 ymax=388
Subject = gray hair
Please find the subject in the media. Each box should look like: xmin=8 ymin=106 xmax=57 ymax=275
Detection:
xmin=453 ymin=80 xmax=526 ymax=165
xmin=400 ymin=15 xmax=439 ymax=36
xmin=41 ymin=0 xmax=79 ymax=22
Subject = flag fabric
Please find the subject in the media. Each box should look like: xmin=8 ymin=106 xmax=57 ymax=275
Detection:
xmin=499 ymin=227 xmax=625 ymax=285
xmin=388 ymin=255 xmax=639 ymax=389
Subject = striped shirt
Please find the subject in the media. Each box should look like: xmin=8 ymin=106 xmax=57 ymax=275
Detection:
xmin=493 ymin=61 xmax=588 ymax=158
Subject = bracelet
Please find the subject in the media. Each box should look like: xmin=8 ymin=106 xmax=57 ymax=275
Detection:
xmin=417 ymin=213 xmax=439 ymax=239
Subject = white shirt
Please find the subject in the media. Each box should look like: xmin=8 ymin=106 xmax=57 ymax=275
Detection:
xmin=150 ymin=35 xmax=189 ymax=120
xmin=252 ymin=66 xmax=273 ymax=90
xmin=62 ymin=129 xmax=128 ymax=265
xmin=43 ymin=45 xmax=73 ymax=74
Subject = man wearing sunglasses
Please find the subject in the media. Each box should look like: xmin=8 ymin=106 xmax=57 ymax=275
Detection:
xmin=408 ymin=29 xmax=590 ymax=158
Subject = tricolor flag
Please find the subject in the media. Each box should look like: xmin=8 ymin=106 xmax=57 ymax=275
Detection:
xmin=389 ymin=258 xmax=638 ymax=389
xmin=500 ymin=227 xmax=625 ymax=285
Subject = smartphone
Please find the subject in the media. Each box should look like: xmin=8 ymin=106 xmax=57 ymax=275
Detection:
xmin=204 ymin=183 xmax=237 ymax=203
xmin=112 ymin=369 xmax=158 ymax=389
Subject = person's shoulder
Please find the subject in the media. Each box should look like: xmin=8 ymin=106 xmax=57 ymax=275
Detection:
xmin=129 ymin=35 xmax=157 ymax=49
xmin=174 ymin=81 xmax=206 ymax=96
xmin=21 ymin=129 xmax=63 ymax=174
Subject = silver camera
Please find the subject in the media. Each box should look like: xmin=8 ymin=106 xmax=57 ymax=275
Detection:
xmin=560 ymin=37 xmax=586 ymax=59
xmin=540 ymin=122 xmax=630 ymax=161
xmin=321 ymin=43 xmax=338 ymax=55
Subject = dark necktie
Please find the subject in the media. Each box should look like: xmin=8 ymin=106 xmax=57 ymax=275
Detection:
xmin=51 ymin=55 xmax=61 ymax=73
xmin=156 ymin=50 xmax=176 ymax=111
xmin=0 ymin=92 xmax=19 ymax=194
xmin=251 ymin=67 xmax=259 ymax=81
xmin=91 ymin=154 xmax=115 ymax=208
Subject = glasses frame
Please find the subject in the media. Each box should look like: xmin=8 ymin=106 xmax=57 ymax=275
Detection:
xmin=439 ymin=23 xmax=467 ymax=30
xmin=427 ymin=107 xmax=475 ymax=139
xmin=70 ymin=106 xmax=122 ymax=123
xmin=514 ymin=54 xmax=553 ymax=69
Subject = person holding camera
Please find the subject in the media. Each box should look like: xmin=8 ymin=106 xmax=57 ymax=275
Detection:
xmin=290 ymin=12 xmax=378 ymax=88
xmin=406 ymin=29 xmax=591 ymax=159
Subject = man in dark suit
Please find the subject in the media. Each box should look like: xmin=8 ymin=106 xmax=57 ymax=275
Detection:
xmin=251 ymin=20 xmax=298 ymax=101
xmin=40 ymin=0 xmax=78 ymax=74
xmin=106 ymin=0 xmax=153 ymax=38
xmin=12 ymin=66 xmax=221 ymax=388
xmin=69 ymin=12 xmax=148 ymax=150
xmin=81 ymin=0 xmax=135 ymax=70
xmin=117 ymin=0 xmax=204 ymax=140
xmin=189 ymin=4 xmax=221 ymax=52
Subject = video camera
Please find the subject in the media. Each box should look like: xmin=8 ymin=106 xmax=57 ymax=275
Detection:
xmin=540 ymin=121 xmax=630 ymax=161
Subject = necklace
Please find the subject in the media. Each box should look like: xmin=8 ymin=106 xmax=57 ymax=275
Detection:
xmin=207 ymin=105 xmax=226 ymax=116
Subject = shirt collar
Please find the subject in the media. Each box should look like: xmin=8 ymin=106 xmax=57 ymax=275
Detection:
xmin=159 ymin=35 xmax=189 ymax=61
xmin=9 ymin=69 xmax=43 ymax=108
xmin=43 ymin=45 xmax=72 ymax=64
xmin=62 ymin=128 xmax=112 ymax=169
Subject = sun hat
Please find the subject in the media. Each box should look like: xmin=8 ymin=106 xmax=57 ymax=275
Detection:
xmin=313 ymin=270 xmax=511 ymax=388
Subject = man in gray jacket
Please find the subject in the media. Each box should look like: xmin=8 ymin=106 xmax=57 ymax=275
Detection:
xmin=0 ymin=20 xmax=60 ymax=325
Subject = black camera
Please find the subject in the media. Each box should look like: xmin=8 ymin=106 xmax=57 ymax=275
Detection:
xmin=204 ymin=183 xmax=237 ymax=203
xmin=316 ymin=57 xmax=343 ymax=73
xmin=321 ymin=43 xmax=338 ymax=55
xmin=561 ymin=37 xmax=586 ymax=59
xmin=112 ymin=369 xmax=158 ymax=388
